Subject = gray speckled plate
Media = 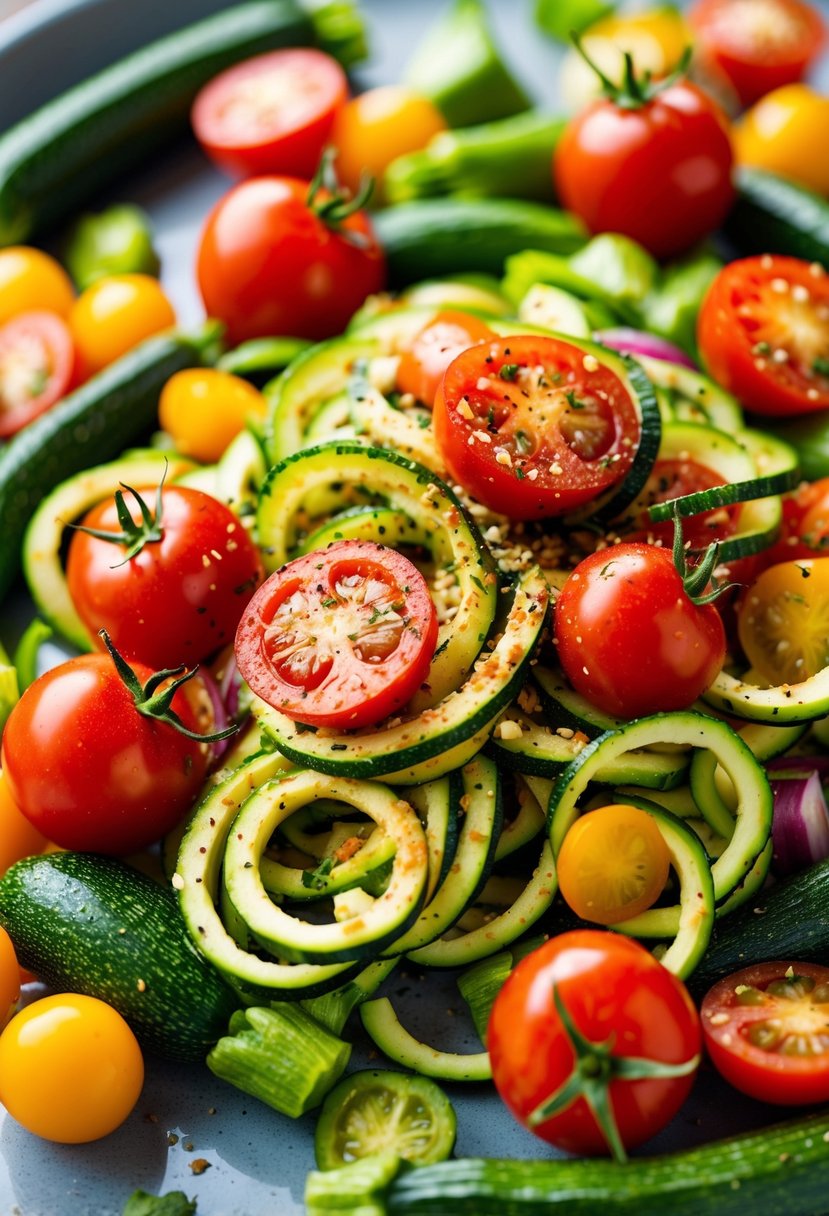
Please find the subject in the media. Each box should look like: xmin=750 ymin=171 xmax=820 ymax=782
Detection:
xmin=0 ymin=2 xmax=828 ymax=1213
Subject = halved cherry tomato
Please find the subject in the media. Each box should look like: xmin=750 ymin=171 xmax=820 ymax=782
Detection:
xmin=196 ymin=173 xmax=386 ymax=346
xmin=158 ymin=367 xmax=267 ymax=463
xmin=69 ymin=273 xmax=175 ymax=376
xmin=698 ymin=255 xmax=829 ymax=417
xmin=690 ymin=0 xmax=826 ymax=108
xmin=66 ymin=482 xmax=264 ymax=669
xmin=735 ymin=84 xmax=829 ymax=197
xmin=701 ymin=961 xmax=829 ymax=1105
xmin=737 ymin=557 xmax=829 ymax=684
xmin=332 ymin=85 xmax=447 ymax=201
xmin=0 ymin=993 xmax=144 ymax=1142
xmin=556 ymin=804 xmax=671 ymax=925
xmin=623 ymin=457 xmax=739 ymax=550
xmin=488 ymin=931 xmax=701 ymax=1158
xmin=235 ymin=540 xmax=439 ymax=731
xmin=191 ymin=48 xmax=348 ymax=181
xmin=767 ymin=477 xmax=829 ymax=564
xmin=0 ymin=311 xmax=76 ymax=437
xmin=0 ymin=246 xmax=74 ymax=325
xmin=434 ymin=335 xmax=642 ymax=519
xmin=396 ymin=309 xmax=494 ymax=407
xmin=554 ymin=542 xmax=727 ymax=718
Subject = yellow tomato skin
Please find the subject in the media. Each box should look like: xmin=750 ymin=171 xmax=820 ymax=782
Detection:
xmin=0 ymin=928 xmax=20 ymax=1031
xmin=0 ymin=247 xmax=75 ymax=325
xmin=158 ymin=368 xmax=266 ymax=463
xmin=0 ymin=771 xmax=48 ymax=878
xmin=69 ymin=274 xmax=176 ymax=375
xmin=0 ymin=994 xmax=144 ymax=1143
xmin=738 ymin=557 xmax=829 ymax=685
xmin=735 ymin=85 xmax=829 ymax=196
xmin=559 ymin=8 xmax=692 ymax=110
xmin=332 ymin=86 xmax=447 ymax=200
xmin=556 ymin=804 xmax=671 ymax=925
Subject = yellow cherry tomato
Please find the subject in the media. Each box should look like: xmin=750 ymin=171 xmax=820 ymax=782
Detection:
xmin=0 ymin=927 xmax=20 ymax=1031
xmin=559 ymin=8 xmax=692 ymax=111
xmin=332 ymin=85 xmax=447 ymax=201
xmin=158 ymin=367 xmax=266 ymax=463
xmin=0 ymin=770 xmax=48 ymax=878
xmin=735 ymin=85 xmax=829 ymax=197
xmin=69 ymin=273 xmax=175 ymax=375
xmin=0 ymin=993 xmax=144 ymax=1142
xmin=738 ymin=557 xmax=829 ymax=686
xmin=0 ymin=247 xmax=75 ymax=325
xmin=556 ymin=804 xmax=671 ymax=925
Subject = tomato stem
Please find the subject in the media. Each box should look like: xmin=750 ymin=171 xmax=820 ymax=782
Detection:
xmin=670 ymin=505 xmax=734 ymax=606
xmin=70 ymin=467 xmax=167 ymax=564
xmin=571 ymin=31 xmax=693 ymax=111
xmin=527 ymin=984 xmax=699 ymax=1164
xmin=307 ymin=148 xmax=375 ymax=249
xmin=99 ymin=629 xmax=237 ymax=744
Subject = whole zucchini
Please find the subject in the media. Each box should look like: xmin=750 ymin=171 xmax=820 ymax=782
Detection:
xmin=0 ymin=0 xmax=364 ymax=245
xmin=0 ymin=852 xmax=239 ymax=1061
xmin=0 ymin=326 xmax=211 ymax=602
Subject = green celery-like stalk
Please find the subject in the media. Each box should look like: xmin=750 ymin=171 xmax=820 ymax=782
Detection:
xmin=404 ymin=0 xmax=530 ymax=128
xmin=301 ymin=957 xmax=398 ymax=1036
xmin=207 ymin=1004 xmax=350 ymax=1117
xmin=305 ymin=1152 xmax=403 ymax=1211
xmin=384 ymin=111 xmax=566 ymax=205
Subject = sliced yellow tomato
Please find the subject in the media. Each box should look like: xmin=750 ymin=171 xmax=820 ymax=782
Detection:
xmin=735 ymin=84 xmax=829 ymax=197
xmin=159 ymin=367 xmax=266 ymax=463
xmin=738 ymin=557 xmax=829 ymax=685
xmin=556 ymin=803 xmax=671 ymax=925
xmin=0 ymin=247 xmax=75 ymax=326
xmin=0 ymin=994 xmax=144 ymax=1142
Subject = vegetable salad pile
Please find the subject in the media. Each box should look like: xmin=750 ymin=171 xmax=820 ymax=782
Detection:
xmin=1 ymin=0 xmax=829 ymax=1212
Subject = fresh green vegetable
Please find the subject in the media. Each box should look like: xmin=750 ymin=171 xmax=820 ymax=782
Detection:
xmin=0 ymin=326 xmax=214 ymax=604
xmin=314 ymin=1070 xmax=457 ymax=1170
xmin=641 ymin=251 xmax=722 ymax=357
xmin=404 ymin=0 xmax=530 ymax=128
xmin=65 ymin=203 xmax=160 ymax=290
xmin=0 ymin=639 xmax=19 ymax=733
xmin=0 ymin=852 xmax=239 ymax=1061
xmin=216 ymin=335 xmax=313 ymax=380
xmin=373 ymin=199 xmax=586 ymax=286
xmin=726 ymin=167 xmax=829 ymax=266
xmin=535 ymin=0 xmax=615 ymax=41
xmin=765 ymin=410 xmax=829 ymax=480
xmin=122 ymin=1193 xmax=197 ymax=1216
xmin=0 ymin=0 xmax=366 ymax=245
xmin=206 ymin=1004 xmax=351 ymax=1117
xmin=12 ymin=617 xmax=51 ymax=692
xmin=312 ymin=1110 xmax=829 ymax=1213
xmin=384 ymin=111 xmax=566 ymax=205
xmin=568 ymin=233 xmax=659 ymax=308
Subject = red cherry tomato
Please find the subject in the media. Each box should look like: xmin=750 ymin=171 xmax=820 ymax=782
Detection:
xmin=196 ymin=174 xmax=386 ymax=346
xmin=0 ymin=311 xmax=76 ymax=437
xmin=66 ymin=483 xmax=264 ymax=669
xmin=697 ymin=255 xmax=829 ymax=417
xmin=433 ymin=335 xmax=642 ymax=519
xmin=191 ymin=49 xmax=348 ymax=180
xmin=690 ymin=0 xmax=826 ymax=107
xmin=235 ymin=541 xmax=438 ymax=731
xmin=488 ymin=931 xmax=701 ymax=1157
xmin=1 ymin=652 xmax=217 ymax=854
xmin=553 ymin=73 xmax=734 ymax=259
xmin=396 ymin=309 xmax=494 ymax=408
xmin=761 ymin=478 xmax=829 ymax=566
xmin=701 ymin=962 xmax=829 ymax=1105
xmin=554 ymin=543 xmax=727 ymax=718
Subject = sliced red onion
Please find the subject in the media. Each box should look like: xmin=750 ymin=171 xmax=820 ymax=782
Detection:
xmin=766 ymin=755 xmax=829 ymax=780
xmin=218 ymin=651 xmax=242 ymax=721
xmin=594 ymin=327 xmax=697 ymax=369
xmin=197 ymin=667 xmax=232 ymax=765
xmin=770 ymin=770 xmax=829 ymax=876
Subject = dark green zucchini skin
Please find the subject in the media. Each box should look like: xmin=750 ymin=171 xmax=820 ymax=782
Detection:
xmin=0 ymin=328 xmax=210 ymax=602
xmin=372 ymin=198 xmax=586 ymax=286
xmin=0 ymin=852 xmax=239 ymax=1062
xmin=689 ymin=857 xmax=829 ymax=996
xmin=383 ymin=1111 xmax=829 ymax=1215
xmin=725 ymin=168 xmax=829 ymax=265
xmin=0 ymin=0 xmax=314 ymax=244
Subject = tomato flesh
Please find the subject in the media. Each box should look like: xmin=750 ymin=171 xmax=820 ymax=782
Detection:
xmin=737 ymin=557 xmax=829 ymax=684
xmin=698 ymin=255 xmax=829 ymax=418
xmin=702 ymin=962 xmax=829 ymax=1105
xmin=396 ymin=309 xmax=494 ymax=408
xmin=434 ymin=335 xmax=641 ymax=519
xmin=235 ymin=541 xmax=439 ymax=730
xmin=488 ymin=931 xmax=701 ymax=1156
xmin=0 ymin=311 xmax=75 ymax=437
xmin=192 ymin=49 xmax=348 ymax=180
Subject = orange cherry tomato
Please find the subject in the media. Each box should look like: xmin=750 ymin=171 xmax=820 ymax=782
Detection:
xmin=332 ymin=86 xmax=447 ymax=202
xmin=69 ymin=274 xmax=176 ymax=375
xmin=0 ymin=247 xmax=74 ymax=325
xmin=158 ymin=368 xmax=267 ymax=463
